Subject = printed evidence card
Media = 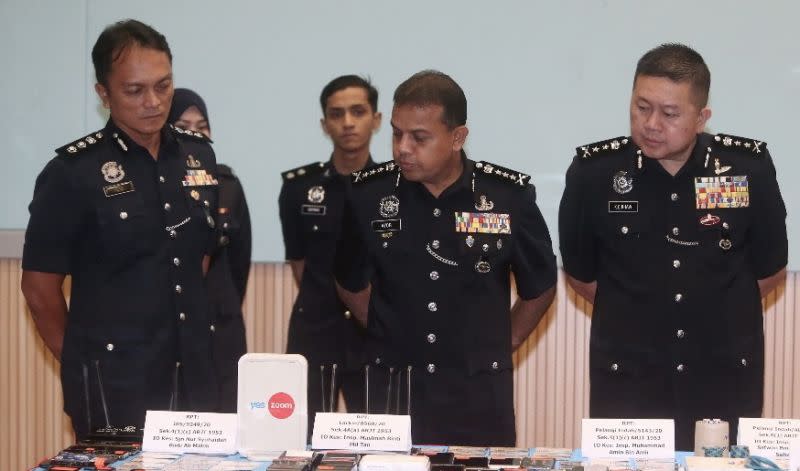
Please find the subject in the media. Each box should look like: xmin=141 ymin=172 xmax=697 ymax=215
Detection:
xmin=142 ymin=410 xmax=237 ymax=455
xmin=582 ymin=418 xmax=674 ymax=459
xmin=738 ymin=418 xmax=800 ymax=460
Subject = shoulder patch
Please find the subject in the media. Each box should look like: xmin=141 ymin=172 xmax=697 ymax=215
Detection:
xmin=575 ymin=136 xmax=630 ymax=159
xmin=281 ymin=161 xmax=326 ymax=181
xmin=352 ymin=161 xmax=398 ymax=184
xmin=475 ymin=161 xmax=531 ymax=187
xmin=169 ymin=124 xmax=213 ymax=143
xmin=712 ymin=133 xmax=766 ymax=156
xmin=55 ymin=129 xmax=106 ymax=156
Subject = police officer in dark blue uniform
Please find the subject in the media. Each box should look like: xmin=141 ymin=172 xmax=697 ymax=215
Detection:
xmin=334 ymin=70 xmax=557 ymax=446
xmin=559 ymin=44 xmax=787 ymax=450
xmin=169 ymin=88 xmax=251 ymax=413
xmin=279 ymin=76 xmax=381 ymax=435
xmin=21 ymin=20 xmax=221 ymax=438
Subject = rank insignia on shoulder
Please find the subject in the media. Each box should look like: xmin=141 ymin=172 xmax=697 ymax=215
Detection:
xmin=713 ymin=133 xmax=766 ymax=155
xmin=576 ymin=136 xmax=629 ymax=159
xmin=281 ymin=161 xmax=326 ymax=181
xmin=352 ymin=161 xmax=398 ymax=184
xmin=475 ymin=161 xmax=530 ymax=187
xmin=169 ymin=124 xmax=213 ymax=143
xmin=55 ymin=130 xmax=105 ymax=156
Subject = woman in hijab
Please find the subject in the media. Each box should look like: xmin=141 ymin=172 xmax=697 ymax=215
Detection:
xmin=169 ymin=88 xmax=251 ymax=412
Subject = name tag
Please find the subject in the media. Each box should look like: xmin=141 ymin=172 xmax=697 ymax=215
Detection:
xmin=608 ymin=201 xmax=638 ymax=213
xmin=695 ymin=175 xmax=749 ymax=209
xmin=301 ymin=204 xmax=327 ymax=216
xmin=103 ymin=181 xmax=135 ymax=197
xmin=455 ymin=211 xmax=511 ymax=234
xmin=371 ymin=218 xmax=402 ymax=232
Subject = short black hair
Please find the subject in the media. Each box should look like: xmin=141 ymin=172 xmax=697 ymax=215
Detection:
xmin=91 ymin=19 xmax=172 ymax=86
xmin=393 ymin=70 xmax=466 ymax=129
xmin=635 ymin=43 xmax=711 ymax=107
xmin=319 ymin=75 xmax=379 ymax=114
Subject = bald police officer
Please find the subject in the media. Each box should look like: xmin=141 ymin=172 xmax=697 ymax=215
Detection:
xmin=335 ymin=70 xmax=557 ymax=446
xmin=559 ymin=43 xmax=787 ymax=449
xmin=21 ymin=20 xmax=221 ymax=438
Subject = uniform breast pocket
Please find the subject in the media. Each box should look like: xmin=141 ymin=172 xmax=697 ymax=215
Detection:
xmin=456 ymin=232 xmax=511 ymax=274
xmin=697 ymin=211 xmax=747 ymax=262
xmin=600 ymin=216 xmax=654 ymax=277
xmin=301 ymin=213 xmax=335 ymax=236
xmin=96 ymin=194 xmax=158 ymax=260
xmin=184 ymin=187 xmax=217 ymax=226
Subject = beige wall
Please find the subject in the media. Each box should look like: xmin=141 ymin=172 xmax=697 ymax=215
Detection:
xmin=1 ymin=259 xmax=798 ymax=470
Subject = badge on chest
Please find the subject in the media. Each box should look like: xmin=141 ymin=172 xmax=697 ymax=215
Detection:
xmin=454 ymin=211 xmax=511 ymax=234
xmin=695 ymin=176 xmax=749 ymax=209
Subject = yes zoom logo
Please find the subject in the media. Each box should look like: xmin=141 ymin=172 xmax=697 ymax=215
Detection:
xmin=250 ymin=392 xmax=295 ymax=419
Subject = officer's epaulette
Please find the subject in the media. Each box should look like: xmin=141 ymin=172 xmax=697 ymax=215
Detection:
xmin=711 ymin=133 xmax=767 ymax=156
xmin=351 ymin=161 xmax=398 ymax=184
xmin=575 ymin=136 xmax=630 ymax=159
xmin=55 ymin=129 xmax=106 ymax=156
xmin=475 ymin=161 xmax=531 ymax=187
xmin=170 ymin=124 xmax=213 ymax=143
xmin=281 ymin=161 xmax=326 ymax=181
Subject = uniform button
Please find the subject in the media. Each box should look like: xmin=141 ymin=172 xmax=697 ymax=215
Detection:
xmin=673 ymin=259 xmax=681 ymax=269
xmin=164 ymin=202 xmax=171 ymax=211
xmin=674 ymin=293 xmax=683 ymax=302
xmin=426 ymin=363 xmax=436 ymax=374
xmin=203 ymin=200 xmax=210 ymax=208
xmin=119 ymin=211 xmax=128 ymax=220
xmin=222 ymin=222 xmax=229 ymax=230
xmin=491 ymin=361 xmax=499 ymax=370
xmin=375 ymin=357 xmax=381 ymax=365
xmin=106 ymin=343 xmax=114 ymax=351
xmin=620 ymin=226 xmax=629 ymax=235
xmin=173 ymin=257 xmax=181 ymax=266
xmin=610 ymin=363 xmax=619 ymax=372
xmin=175 ymin=284 xmax=182 ymax=294
xmin=670 ymin=193 xmax=678 ymax=201
xmin=429 ymin=271 xmax=439 ymax=281
xmin=676 ymin=364 xmax=685 ymax=373
xmin=741 ymin=358 xmax=747 ymax=366
xmin=426 ymin=333 xmax=436 ymax=343
xmin=312 ymin=225 xmax=319 ymax=231
xmin=382 ymin=241 xmax=389 ymax=248
xmin=433 ymin=208 xmax=441 ymax=217
xmin=431 ymin=240 xmax=440 ymax=249
xmin=722 ymin=222 xmax=730 ymax=230
xmin=210 ymin=324 xmax=216 ymax=333
xmin=672 ymin=227 xmax=680 ymax=236
xmin=170 ymin=230 xmax=177 ymax=239
xmin=159 ymin=176 xmax=166 ymax=183
xmin=427 ymin=302 xmax=438 ymax=312
xmin=676 ymin=329 xmax=685 ymax=339
xmin=344 ymin=310 xmax=351 ymax=319
xmin=179 ymin=312 xmax=186 ymax=321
